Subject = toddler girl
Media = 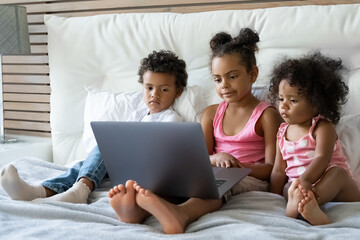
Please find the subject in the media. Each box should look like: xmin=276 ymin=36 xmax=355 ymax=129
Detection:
xmin=108 ymin=28 xmax=282 ymax=234
xmin=269 ymin=51 xmax=360 ymax=225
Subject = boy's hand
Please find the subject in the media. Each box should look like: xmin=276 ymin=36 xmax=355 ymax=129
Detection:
xmin=210 ymin=153 xmax=243 ymax=168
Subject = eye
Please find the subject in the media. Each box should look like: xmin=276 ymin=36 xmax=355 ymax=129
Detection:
xmin=161 ymin=88 xmax=169 ymax=92
xmin=290 ymin=99 xmax=297 ymax=103
xmin=146 ymin=86 xmax=153 ymax=90
xmin=229 ymin=75 xmax=237 ymax=79
xmin=277 ymin=97 xmax=284 ymax=102
xmin=213 ymin=77 xmax=221 ymax=83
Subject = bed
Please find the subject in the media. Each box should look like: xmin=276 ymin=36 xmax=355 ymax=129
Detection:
xmin=1 ymin=1 xmax=360 ymax=239
xmin=1 ymin=157 xmax=360 ymax=239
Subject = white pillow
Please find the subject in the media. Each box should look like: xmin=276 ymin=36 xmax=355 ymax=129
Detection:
xmin=82 ymin=84 xmax=270 ymax=153
xmin=252 ymin=85 xmax=269 ymax=102
xmin=173 ymin=85 xmax=206 ymax=122
xmin=82 ymin=89 xmax=144 ymax=153
xmin=82 ymin=85 xmax=205 ymax=153
xmin=336 ymin=114 xmax=360 ymax=174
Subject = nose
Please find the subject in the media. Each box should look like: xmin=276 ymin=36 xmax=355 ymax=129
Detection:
xmin=221 ymin=79 xmax=229 ymax=89
xmin=280 ymin=102 xmax=288 ymax=110
xmin=152 ymin=89 xmax=160 ymax=99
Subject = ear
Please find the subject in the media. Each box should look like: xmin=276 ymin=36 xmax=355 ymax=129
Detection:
xmin=250 ymin=66 xmax=259 ymax=83
xmin=175 ymin=87 xmax=184 ymax=98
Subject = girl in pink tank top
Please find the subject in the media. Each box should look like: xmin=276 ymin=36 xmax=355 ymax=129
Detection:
xmin=201 ymin=28 xmax=282 ymax=191
xmin=268 ymin=52 xmax=360 ymax=226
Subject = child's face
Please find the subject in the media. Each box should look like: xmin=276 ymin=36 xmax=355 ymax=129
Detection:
xmin=142 ymin=71 xmax=182 ymax=114
xmin=278 ymin=79 xmax=317 ymax=126
xmin=211 ymin=53 xmax=257 ymax=103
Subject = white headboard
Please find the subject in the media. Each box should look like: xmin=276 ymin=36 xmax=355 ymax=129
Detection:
xmin=43 ymin=4 xmax=360 ymax=164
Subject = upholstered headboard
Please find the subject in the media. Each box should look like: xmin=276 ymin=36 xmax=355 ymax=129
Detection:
xmin=42 ymin=4 xmax=360 ymax=165
xmin=1 ymin=0 xmax=358 ymax=138
xmin=1 ymin=0 xmax=360 ymax=165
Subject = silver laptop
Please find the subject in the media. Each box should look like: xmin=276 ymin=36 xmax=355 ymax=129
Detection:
xmin=91 ymin=121 xmax=251 ymax=199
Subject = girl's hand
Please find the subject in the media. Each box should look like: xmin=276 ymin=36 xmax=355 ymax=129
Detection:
xmin=210 ymin=153 xmax=243 ymax=168
xmin=299 ymin=179 xmax=320 ymax=200
xmin=299 ymin=179 xmax=312 ymax=192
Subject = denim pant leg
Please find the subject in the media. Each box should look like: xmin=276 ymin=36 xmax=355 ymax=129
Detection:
xmin=42 ymin=161 xmax=83 ymax=194
xmin=77 ymin=145 xmax=107 ymax=190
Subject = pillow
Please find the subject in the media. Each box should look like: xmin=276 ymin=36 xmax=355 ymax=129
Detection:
xmin=336 ymin=114 xmax=360 ymax=174
xmin=82 ymin=85 xmax=205 ymax=152
xmin=82 ymin=84 xmax=270 ymax=153
xmin=252 ymin=85 xmax=269 ymax=102
xmin=173 ymin=85 xmax=205 ymax=123
xmin=82 ymin=89 xmax=145 ymax=153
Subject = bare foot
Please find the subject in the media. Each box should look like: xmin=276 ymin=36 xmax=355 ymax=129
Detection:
xmin=134 ymin=182 xmax=188 ymax=234
xmin=297 ymin=183 xmax=308 ymax=198
xmin=108 ymin=180 xmax=148 ymax=223
xmin=298 ymin=191 xmax=330 ymax=225
xmin=286 ymin=179 xmax=304 ymax=218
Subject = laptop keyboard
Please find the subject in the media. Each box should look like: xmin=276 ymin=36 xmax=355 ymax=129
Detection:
xmin=215 ymin=179 xmax=227 ymax=188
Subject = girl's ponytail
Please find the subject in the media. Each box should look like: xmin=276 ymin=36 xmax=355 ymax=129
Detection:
xmin=210 ymin=28 xmax=259 ymax=72
xmin=210 ymin=32 xmax=232 ymax=52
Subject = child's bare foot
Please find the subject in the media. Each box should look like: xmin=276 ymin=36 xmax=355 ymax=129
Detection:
xmin=297 ymin=182 xmax=308 ymax=198
xmin=286 ymin=179 xmax=304 ymax=218
xmin=134 ymin=182 xmax=188 ymax=234
xmin=108 ymin=180 xmax=148 ymax=223
xmin=298 ymin=191 xmax=330 ymax=225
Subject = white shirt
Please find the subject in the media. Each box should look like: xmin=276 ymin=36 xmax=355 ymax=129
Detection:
xmin=131 ymin=107 xmax=183 ymax=123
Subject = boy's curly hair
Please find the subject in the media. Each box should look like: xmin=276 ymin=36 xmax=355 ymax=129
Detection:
xmin=138 ymin=50 xmax=188 ymax=89
xmin=268 ymin=51 xmax=349 ymax=124
xmin=209 ymin=28 xmax=259 ymax=72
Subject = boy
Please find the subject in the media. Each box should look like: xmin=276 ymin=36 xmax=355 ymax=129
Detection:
xmin=0 ymin=50 xmax=188 ymax=204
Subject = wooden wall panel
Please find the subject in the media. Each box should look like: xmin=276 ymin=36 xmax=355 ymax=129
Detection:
xmin=0 ymin=0 xmax=359 ymax=137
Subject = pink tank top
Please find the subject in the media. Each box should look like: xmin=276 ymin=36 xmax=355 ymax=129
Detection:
xmin=213 ymin=101 xmax=273 ymax=164
xmin=277 ymin=116 xmax=351 ymax=182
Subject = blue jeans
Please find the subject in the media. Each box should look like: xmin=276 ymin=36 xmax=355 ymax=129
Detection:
xmin=42 ymin=146 xmax=107 ymax=193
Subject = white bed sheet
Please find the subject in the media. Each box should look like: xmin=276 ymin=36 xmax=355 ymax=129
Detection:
xmin=1 ymin=157 xmax=360 ymax=239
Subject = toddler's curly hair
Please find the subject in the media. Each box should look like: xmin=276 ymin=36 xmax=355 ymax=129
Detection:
xmin=138 ymin=50 xmax=188 ymax=89
xmin=268 ymin=51 xmax=349 ymax=124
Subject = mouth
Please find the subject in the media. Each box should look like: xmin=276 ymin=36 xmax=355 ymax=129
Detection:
xmin=281 ymin=112 xmax=288 ymax=118
xmin=149 ymin=100 xmax=160 ymax=104
xmin=222 ymin=91 xmax=235 ymax=97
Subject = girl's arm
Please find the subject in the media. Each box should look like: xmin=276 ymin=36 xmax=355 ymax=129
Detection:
xmin=201 ymin=104 xmax=240 ymax=168
xmin=200 ymin=105 xmax=218 ymax=155
xmin=247 ymin=107 xmax=282 ymax=181
xmin=269 ymin=142 xmax=287 ymax=195
xmin=299 ymin=120 xmax=337 ymax=191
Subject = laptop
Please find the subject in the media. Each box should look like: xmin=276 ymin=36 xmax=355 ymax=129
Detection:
xmin=91 ymin=121 xmax=251 ymax=199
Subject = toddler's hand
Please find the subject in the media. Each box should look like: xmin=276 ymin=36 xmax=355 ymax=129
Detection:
xmin=299 ymin=179 xmax=312 ymax=192
xmin=299 ymin=179 xmax=320 ymax=201
xmin=210 ymin=153 xmax=242 ymax=168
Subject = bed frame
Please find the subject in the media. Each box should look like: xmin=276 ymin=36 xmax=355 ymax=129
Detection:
xmin=0 ymin=0 xmax=358 ymax=137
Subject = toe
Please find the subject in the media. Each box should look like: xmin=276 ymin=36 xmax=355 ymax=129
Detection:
xmin=125 ymin=180 xmax=135 ymax=191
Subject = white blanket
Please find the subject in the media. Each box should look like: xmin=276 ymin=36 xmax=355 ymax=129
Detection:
xmin=1 ymin=158 xmax=360 ymax=239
